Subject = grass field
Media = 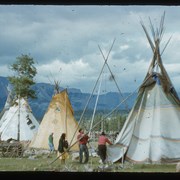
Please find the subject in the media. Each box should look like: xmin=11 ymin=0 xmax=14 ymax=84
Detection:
xmin=0 ymin=152 xmax=178 ymax=173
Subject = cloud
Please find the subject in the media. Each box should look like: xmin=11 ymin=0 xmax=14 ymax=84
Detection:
xmin=0 ymin=5 xmax=180 ymax=93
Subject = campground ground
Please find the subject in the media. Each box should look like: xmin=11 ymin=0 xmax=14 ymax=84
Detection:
xmin=0 ymin=151 xmax=178 ymax=173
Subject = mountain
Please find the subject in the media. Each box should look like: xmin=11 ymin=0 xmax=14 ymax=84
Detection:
xmin=0 ymin=76 xmax=179 ymax=122
xmin=0 ymin=76 xmax=9 ymax=109
xmin=0 ymin=76 xmax=134 ymax=121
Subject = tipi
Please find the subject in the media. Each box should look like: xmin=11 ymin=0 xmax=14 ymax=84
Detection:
xmin=29 ymin=82 xmax=79 ymax=151
xmin=107 ymin=12 xmax=180 ymax=164
xmin=0 ymin=97 xmax=39 ymax=141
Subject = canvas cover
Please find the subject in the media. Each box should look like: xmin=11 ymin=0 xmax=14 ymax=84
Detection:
xmin=0 ymin=98 xmax=39 ymax=141
xmin=107 ymin=80 xmax=180 ymax=163
xmin=29 ymin=89 xmax=79 ymax=151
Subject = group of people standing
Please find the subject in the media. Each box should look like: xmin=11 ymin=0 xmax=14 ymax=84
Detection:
xmin=48 ymin=132 xmax=69 ymax=164
xmin=48 ymin=129 xmax=113 ymax=165
xmin=76 ymin=128 xmax=113 ymax=165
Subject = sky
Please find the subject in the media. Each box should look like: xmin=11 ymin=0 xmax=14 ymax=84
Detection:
xmin=0 ymin=5 xmax=180 ymax=94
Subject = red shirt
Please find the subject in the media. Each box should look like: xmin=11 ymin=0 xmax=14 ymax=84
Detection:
xmin=77 ymin=132 xmax=89 ymax=145
xmin=98 ymin=135 xmax=112 ymax=145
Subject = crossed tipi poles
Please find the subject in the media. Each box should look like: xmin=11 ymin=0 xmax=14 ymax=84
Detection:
xmin=50 ymin=38 xmax=131 ymax=165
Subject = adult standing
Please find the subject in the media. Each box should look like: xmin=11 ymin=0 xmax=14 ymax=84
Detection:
xmin=57 ymin=133 xmax=69 ymax=164
xmin=48 ymin=132 xmax=54 ymax=153
xmin=98 ymin=131 xmax=113 ymax=164
xmin=77 ymin=128 xmax=89 ymax=164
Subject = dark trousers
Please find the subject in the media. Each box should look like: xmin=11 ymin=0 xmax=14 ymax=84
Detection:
xmin=79 ymin=144 xmax=89 ymax=163
xmin=98 ymin=145 xmax=107 ymax=164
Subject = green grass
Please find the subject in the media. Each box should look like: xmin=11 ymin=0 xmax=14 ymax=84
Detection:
xmin=0 ymin=153 xmax=178 ymax=172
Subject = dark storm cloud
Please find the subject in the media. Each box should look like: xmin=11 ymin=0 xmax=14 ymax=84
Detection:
xmin=0 ymin=5 xmax=179 ymax=93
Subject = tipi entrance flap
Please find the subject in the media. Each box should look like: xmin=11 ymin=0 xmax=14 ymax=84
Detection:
xmin=107 ymin=145 xmax=127 ymax=163
xmin=106 ymin=105 xmax=138 ymax=162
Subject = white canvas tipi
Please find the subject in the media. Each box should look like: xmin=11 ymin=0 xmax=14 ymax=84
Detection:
xmin=29 ymin=86 xmax=79 ymax=151
xmin=107 ymin=13 xmax=180 ymax=164
xmin=0 ymin=97 xmax=39 ymax=141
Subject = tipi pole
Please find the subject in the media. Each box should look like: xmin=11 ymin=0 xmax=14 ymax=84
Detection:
xmin=17 ymin=70 xmax=21 ymax=142
xmin=17 ymin=96 xmax=20 ymax=141
xmin=49 ymin=86 xmax=138 ymax=165
xmin=65 ymin=89 xmax=68 ymax=135
xmin=68 ymin=39 xmax=116 ymax=147
xmin=49 ymin=131 xmax=91 ymax=165
xmin=49 ymin=74 xmax=152 ymax=165
xmin=121 ymin=147 xmax=124 ymax=168
xmin=87 ymin=140 xmax=95 ymax=167
xmin=89 ymin=75 xmax=102 ymax=136
xmin=98 ymin=45 xmax=129 ymax=111
xmin=88 ymin=77 xmax=102 ymax=166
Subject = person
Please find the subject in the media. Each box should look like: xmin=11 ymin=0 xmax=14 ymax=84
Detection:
xmin=57 ymin=133 xmax=69 ymax=164
xmin=98 ymin=131 xmax=113 ymax=164
xmin=77 ymin=128 xmax=89 ymax=164
xmin=48 ymin=133 xmax=54 ymax=153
